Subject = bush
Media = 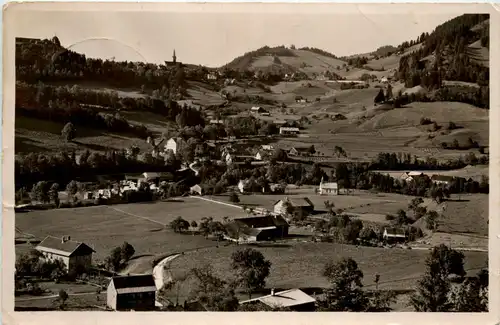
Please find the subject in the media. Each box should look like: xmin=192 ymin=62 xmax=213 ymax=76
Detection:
xmin=420 ymin=117 xmax=433 ymax=125
xmin=385 ymin=214 xmax=395 ymax=221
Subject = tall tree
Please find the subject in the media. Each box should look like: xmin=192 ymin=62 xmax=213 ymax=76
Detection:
xmin=320 ymin=258 xmax=369 ymax=311
xmin=410 ymin=245 xmax=464 ymax=311
xmin=231 ymin=248 xmax=271 ymax=299
xmin=188 ymin=264 xmax=239 ymax=311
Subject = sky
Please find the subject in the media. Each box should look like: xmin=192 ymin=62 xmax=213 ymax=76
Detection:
xmin=11 ymin=5 xmax=461 ymax=67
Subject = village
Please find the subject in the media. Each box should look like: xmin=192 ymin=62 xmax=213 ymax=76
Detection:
xmin=12 ymin=10 xmax=490 ymax=313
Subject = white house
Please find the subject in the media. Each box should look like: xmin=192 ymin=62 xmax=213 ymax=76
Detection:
xmin=380 ymin=77 xmax=389 ymax=84
xmin=251 ymin=106 xmax=265 ymax=113
xmin=319 ymin=180 xmax=338 ymax=195
xmin=36 ymin=236 xmax=95 ymax=275
xmin=238 ymin=179 xmax=250 ymax=193
xmin=164 ymin=137 xmax=185 ymax=155
xmin=279 ymin=127 xmax=300 ymax=135
xmin=431 ymin=175 xmax=455 ymax=186
xmin=261 ymin=144 xmax=274 ymax=151
xmin=206 ymin=73 xmax=217 ymax=80
xmin=383 ymin=227 xmax=407 ymax=243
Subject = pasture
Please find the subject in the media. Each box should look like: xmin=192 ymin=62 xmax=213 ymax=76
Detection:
xmin=15 ymin=197 xmax=248 ymax=263
xmin=15 ymin=116 xmax=151 ymax=155
xmin=166 ymin=241 xmax=488 ymax=303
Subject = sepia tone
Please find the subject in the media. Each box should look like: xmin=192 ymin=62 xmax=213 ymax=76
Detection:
xmin=5 ymin=3 xmax=494 ymax=316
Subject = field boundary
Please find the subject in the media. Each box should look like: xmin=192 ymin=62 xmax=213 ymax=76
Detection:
xmin=189 ymin=196 xmax=243 ymax=210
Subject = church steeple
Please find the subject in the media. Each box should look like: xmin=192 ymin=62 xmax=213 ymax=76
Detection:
xmin=173 ymin=49 xmax=177 ymax=64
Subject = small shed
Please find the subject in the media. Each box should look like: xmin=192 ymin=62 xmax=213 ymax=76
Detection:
xmin=107 ymin=274 xmax=156 ymax=311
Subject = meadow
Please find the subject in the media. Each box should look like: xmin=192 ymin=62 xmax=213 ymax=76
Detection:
xmin=14 ymin=198 xmax=247 ymax=266
xmin=165 ymin=241 xmax=487 ymax=306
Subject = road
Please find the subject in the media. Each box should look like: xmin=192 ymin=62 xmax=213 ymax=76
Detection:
xmin=15 ymin=291 xmax=106 ymax=302
xmin=152 ymin=254 xmax=181 ymax=291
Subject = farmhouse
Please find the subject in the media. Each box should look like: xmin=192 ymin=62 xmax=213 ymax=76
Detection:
xmin=382 ymin=227 xmax=407 ymax=244
xmin=273 ymin=197 xmax=314 ymax=215
xmin=164 ymin=137 xmax=186 ymax=155
xmin=226 ymin=154 xmax=255 ymax=165
xmin=36 ymin=236 xmax=95 ymax=275
xmin=240 ymin=289 xmax=316 ymax=311
xmin=280 ymin=127 xmax=300 ymax=136
xmin=225 ymin=215 xmax=289 ymax=242
xmin=209 ymin=119 xmax=224 ymax=125
xmin=380 ymin=77 xmax=389 ymax=83
xmin=400 ymin=171 xmax=425 ymax=183
xmin=431 ymin=175 xmax=455 ymax=186
xmin=189 ymin=184 xmax=203 ymax=196
xmin=261 ymin=144 xmax=275 ymax=151
xmin=250 ymin=106 xmax=266 ymax=113
xmin=107 ymin=274 xmax=156 ymax=311
xmin=288 ymin=147 xmax=310 ymax=156
xmin=319 ymin=180 xmax=338 ymax=195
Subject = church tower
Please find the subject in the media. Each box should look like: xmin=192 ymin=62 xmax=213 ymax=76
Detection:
xmin=173 ymin=49 xmax=177 ymax=64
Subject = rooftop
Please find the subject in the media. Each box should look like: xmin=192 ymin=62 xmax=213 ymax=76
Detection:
xmin=240 ymin=289 xmax=316 ymax=308
xmin=274 ymin=197 xmax=314 ymax=208
xmin=36 ymin=236 xmax=95 ymax=257
xmin=110 ymin=274 xmax=156 ymax=294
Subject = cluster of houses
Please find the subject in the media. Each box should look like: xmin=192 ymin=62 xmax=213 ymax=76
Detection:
xmin=397 ymin=171 xmax=464 ymax=186
xmin=79 ymin=171 xmax=176 ymax=201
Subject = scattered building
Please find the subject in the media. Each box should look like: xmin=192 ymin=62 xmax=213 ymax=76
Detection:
xmin=400 ymin=171 xmax=425 ymax=183
xmin=164 ymin=137 xmax=186 ymax=155
xmin=261 ymin=144 xmax=275 ymax=151
xmin=238 ymin=179 xmax=250 ymax=193
xmin=255 ymin=151 xmax=269 ymax=161
xmin=318 ymin=180 xmax=338 ymax=195
xmin=225 ymin=215 xmax=289 ymax=242
xmin=206 ymin=73 xmax=218 ymax=80
xmin=279 ymin=127 xmax=300 ymax=136
xmin=431 ymin=175 xmax=455 ymax=186
xmin=382 ymin=227 xmax=407 ymax=244
xmin=226 ymin=154 xmax=255 ymax=165
xmin=273 ymin=197 xmax=314 ymax=216
xmin=36 ymin=236 xmax=95 ymax=275
xmin=209 ymin=119 xmax=224 ymax=125
xmin=107 ymin=274 xmax=157 ymax=311
xmin=380 ymin=77 xmax=389 ymax=84
xmin=250 ymin=106 xmax=266 ymax=113
xmin=240 ymin=288 xmax=316 ymax=311
xmin=288 ymin=146 xmax=310 ymax=156
xmin=189 ymin=184 xmax=204 ymax=196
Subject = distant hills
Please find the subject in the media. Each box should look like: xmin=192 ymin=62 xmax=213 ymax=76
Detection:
xmin=222 ymin=14 xmax=489 ymax=87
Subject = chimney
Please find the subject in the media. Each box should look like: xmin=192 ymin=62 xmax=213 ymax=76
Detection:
xmin=271 ymin=288 xmax=275 ymax=296
xmin=61 ymin=236 xmax=68 ymax=243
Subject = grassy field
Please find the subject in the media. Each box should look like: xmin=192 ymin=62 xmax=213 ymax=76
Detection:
xmin=214 ymin=187 xmax=488 ymax=238
xmin=167 ymin=241 xmax=487 ymax=301
xmin=380 ymin=165 xmax=489 ymax=182
xmin=14 ymin=199 xmax=241 ymax=264
xmin=15 ymin=116 xmax=152 ymax=155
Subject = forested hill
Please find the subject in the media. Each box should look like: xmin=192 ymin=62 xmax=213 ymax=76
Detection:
xmin=16 ymin=37 xmax=193 ymax=91
xmin=397 ymin=14 xmax=489 ymax=90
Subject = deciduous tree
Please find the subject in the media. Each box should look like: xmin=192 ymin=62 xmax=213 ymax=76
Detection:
xmin=231 ymin=248 xmax=271 ymax=299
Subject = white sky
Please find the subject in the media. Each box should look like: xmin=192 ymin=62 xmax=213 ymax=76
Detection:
xmin=11 ymin=5 xmax=461 ymax=67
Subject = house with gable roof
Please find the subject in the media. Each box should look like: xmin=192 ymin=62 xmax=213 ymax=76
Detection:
xmin=36 ymin=235 xmax=95 ymax=275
